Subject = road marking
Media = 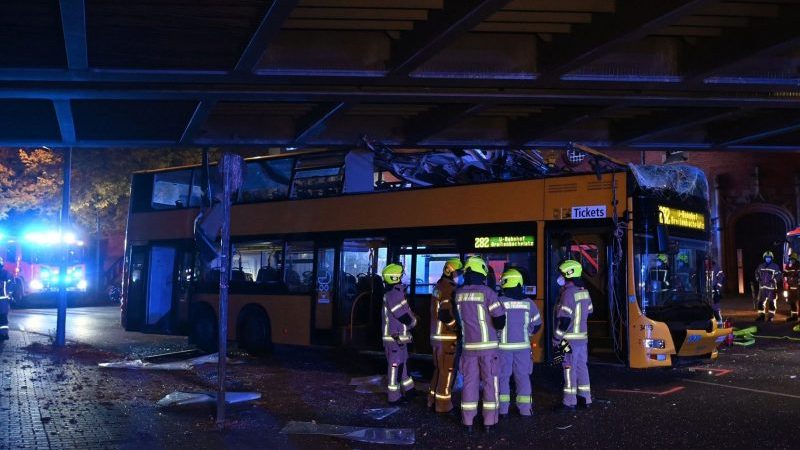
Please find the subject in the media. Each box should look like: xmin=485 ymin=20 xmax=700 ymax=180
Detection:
xmin=607 ymin=386 xmax=685 ymax=396
xmin=687 ymin=367 xmax=733 ymax=377
xmin=682 ymin=379 xmax=800 ymax=400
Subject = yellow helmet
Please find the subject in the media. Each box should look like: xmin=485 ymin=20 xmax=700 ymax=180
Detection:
xmin=381 ymin=263 xmax=403 ymax=285
xmin=443 ymin=258 xmax=463 ymax=276
xmin=763 ymin=251 xmax=774 ymax=259
xmin=500 ymin=268 xmax=523 ymax=289
xmin=558 ymin=259 xmax=582 ymax=279
xmin=657 ymin=254 xmax=668 ymax=264
xmin=463 ymin=256 xmax=488 ymax=277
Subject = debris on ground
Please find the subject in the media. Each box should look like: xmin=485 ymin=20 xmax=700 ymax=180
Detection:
xmin=363 ymin=407 xmax=400 ymax=420
xmin=99 ymin=353 xmax=240 ymax=370
xmin=732 ymin=327 xmax=757 ymax=346
xmin=280 ymin=421 xmax=415 ymax=445
xmin=556 ymin=425 xmax=573 ymax=430
xmin=157 ymin=391 xmax=262 ymax=407
xmin=350 ymin=375 xmax=383 ymax=386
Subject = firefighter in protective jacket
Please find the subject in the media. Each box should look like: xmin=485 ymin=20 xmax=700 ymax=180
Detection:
xmin=553 ymin=260 xmax=593 ymax=411
xmin=0 ymin=258 xmax=10 ymax=340
xmin=706 ymin=259 xmax=725 ymax=323
xmin=455 ymin=256 xmax=506 ymax=432
xmin=784 ymin=253 xmax=800 ymax=322
xmin=381 ymin=263 xmax=417 ymax=403
xmin=497 ymin=268 xmax=541 ymax=417
xmin=427 ymin=258 xmax=462 ymax=413
xmin=755 ymin=251 xmax=782 ymax=322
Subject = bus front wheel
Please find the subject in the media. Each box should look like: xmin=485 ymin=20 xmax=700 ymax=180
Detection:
xmin=190 ymin=305 xmax=218 ymax=353
xmin=237 ymin=305 xmax=273 ymax=356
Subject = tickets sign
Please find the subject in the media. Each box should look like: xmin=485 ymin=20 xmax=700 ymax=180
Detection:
xmin=571 ymin=205 xmax=607 ymax=220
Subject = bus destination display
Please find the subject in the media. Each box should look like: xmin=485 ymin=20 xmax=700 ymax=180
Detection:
xmin=658 ymin=206 xmax=706 ymax=231
xmin=474 ymin=235 xmax=535 ymax=249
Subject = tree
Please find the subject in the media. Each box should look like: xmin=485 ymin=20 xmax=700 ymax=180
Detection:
xmin=0 ymin=148 xmax=63 ymax=222
xmin=1 ymin=147 xmax=267 ymax=237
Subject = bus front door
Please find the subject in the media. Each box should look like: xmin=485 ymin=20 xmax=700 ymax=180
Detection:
xmin=547 ymin=230 xmax=613 ymax=359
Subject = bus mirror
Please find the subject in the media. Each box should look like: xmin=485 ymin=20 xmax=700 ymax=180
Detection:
xmin=656 ymin=224 xmax=670 ymax=253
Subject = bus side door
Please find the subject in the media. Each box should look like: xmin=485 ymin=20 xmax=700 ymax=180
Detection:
xmin=125 ymin=244 xmax=189 ymax=334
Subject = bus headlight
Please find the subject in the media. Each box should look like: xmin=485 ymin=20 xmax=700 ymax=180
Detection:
xmin=644 ymin=339 xmax=666 ymax=349
xmin=77 ymin=279 xmax=88 ymax=291
xmin=29 ymin=279 xmax=44 ymax=292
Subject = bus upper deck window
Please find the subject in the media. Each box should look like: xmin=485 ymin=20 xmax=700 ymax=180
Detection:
xmin=152 ymin=169 xmax=193 ymax=209
xmin=240 ymin=158 xmax=294 ymax=203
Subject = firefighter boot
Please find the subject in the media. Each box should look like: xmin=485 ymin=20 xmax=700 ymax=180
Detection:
xmin=755 ymin=313 xmax=765 ymax=322
xmin=787 ymin=313 xmax=798 ymax=323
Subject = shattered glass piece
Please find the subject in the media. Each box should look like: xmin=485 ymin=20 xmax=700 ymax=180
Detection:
xmin=349 ymin=375 xmax=384 ymax=386
xmin=363 ymin=407 xmax=399 ymax=420
xmin=629 ymin=164 xmax=709 ymax=200
xmin=99 ymin=352 xmax=239 ymax=370
xmin=280 ymin=421 xmax=415 ymax=445
xmin=157 ymin=391 xmax=261 ymax=407
xmin=355 ymin=383 xmax=385 ymax=394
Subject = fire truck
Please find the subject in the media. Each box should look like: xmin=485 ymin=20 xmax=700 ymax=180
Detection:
xmin=0 ymin=228 xmax=88 ymax=305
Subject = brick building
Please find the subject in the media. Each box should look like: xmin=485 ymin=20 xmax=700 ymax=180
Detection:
xmin=609 ymin=150 xmax=800 ymax=296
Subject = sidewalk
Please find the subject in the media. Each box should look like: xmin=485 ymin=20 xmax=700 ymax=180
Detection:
xmin=0 ymin=328 xmax=401 ymax=450
xmin=0 ymin=331 xmax=134 ymax=450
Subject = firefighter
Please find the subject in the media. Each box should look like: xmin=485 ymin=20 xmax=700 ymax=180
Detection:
xmin=553 ymin=259 xmax=593 ymax=412
xmin=497 ymin=268 xmax=541 ymax=417
xmin=455 ymin=256 xmax=506 ymax=432
xmin=648 ymin=254 xmax=671 ymax=295
xmin=381 ymin=263 xmax=417 ymax=403
xmin=707 ymin=259 xmax=725 ymax=323
xmin=755 ymin=251 xmax=782 ymax=322
xmin=784 ymin=253 xmax=799 ymax=322
xmin=427 ymin=257 xmax=462 ymax=413
xmin=0 ymin=257 xmax=10 ymax=340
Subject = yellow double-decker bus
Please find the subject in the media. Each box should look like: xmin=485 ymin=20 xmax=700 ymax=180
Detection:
xmin=120 ymin=147 xmax=729 ymax=368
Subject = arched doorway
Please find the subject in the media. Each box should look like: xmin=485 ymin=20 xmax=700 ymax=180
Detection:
xmin=727 ymin=204 xmax=794 ymax=296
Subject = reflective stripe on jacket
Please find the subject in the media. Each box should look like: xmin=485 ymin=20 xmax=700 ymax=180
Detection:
xmin=455 ymin=284 xmax=505 ymax=351
xmin=430 ymin=277 xmax=458 ymax=342
xmin=382 ymin=284 xmax=415 ymax=343
xmin=554 ymin=285 xmax=593 ymax=343
xmin=499 ymin=296 xmax=541 ymax=351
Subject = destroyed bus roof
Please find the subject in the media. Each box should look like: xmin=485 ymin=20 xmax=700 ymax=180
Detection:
xmin=133 ymin=144 xmax=628 ymax=191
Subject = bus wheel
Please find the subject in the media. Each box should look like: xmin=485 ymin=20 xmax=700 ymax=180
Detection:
xmin=237 ymin=305 xmax=272 ymax=356
xmin=190 ymin=305 xmax=218 ymax=353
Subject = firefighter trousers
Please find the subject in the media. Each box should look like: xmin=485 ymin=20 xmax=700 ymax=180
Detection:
xmin=0 ymin=299 xmax=9 ymax=339
xmin=460 ymin=349 xmax=500 ymax=427
xmin=758 ymin=287 xmax=777 ymax=318
xmin=787 ymin=289 xmax=799 ymax=318
xmin=498 ymin=349 xmax=533 ymax=415
xmin=384 ymin=341 xmax=414 ymax=403
xmin=428 ymin=341 xmax=457 ymax=412
xmin=712 ymin=291 xmax=723 ymax=323
xmin=562 ymin=342 xmax=590 ymax=407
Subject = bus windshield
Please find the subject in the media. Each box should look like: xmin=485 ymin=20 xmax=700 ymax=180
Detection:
xmin=635 ymin=237 xmax=708 ymax=313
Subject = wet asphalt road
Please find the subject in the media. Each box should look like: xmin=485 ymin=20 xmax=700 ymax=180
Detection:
xmin=8 ymin=306 xmax=189 ymax=357
xmin=6 ymin=298 xmax=800 ymax=448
